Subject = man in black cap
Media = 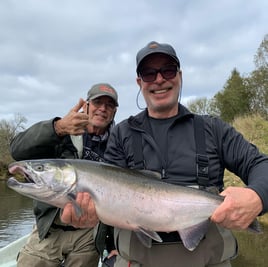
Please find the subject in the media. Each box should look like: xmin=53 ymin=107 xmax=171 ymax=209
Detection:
xmin=10 ymin=83 xmax=118 ymax=267
xmin=61 ymin=41 xmax=268 ymax=267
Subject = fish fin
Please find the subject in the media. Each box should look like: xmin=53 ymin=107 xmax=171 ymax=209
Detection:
xmin=135 ymin=228 xmax=162 ymax=248
xmin=178 ymin=220 xmax=211 ymax=251
xmin=135 ymin=232 xmax=152 ymax=248
xmin=67 ymin=193 xmax=83 ymax=217
xmin=247 ymin=219 xmax=262 ymax=233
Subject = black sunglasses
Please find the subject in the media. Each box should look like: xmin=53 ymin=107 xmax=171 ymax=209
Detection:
xmin=139 ymin=65 xmax=179 ymax=82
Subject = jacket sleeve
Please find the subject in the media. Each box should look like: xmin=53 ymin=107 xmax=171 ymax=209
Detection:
xmin=212 ymin=117 xmax=268 ymax=213
xmin=10 ymin=118 xmax=62 ymax=160
xmin=104 ymin=121 xmax=133 ymax=168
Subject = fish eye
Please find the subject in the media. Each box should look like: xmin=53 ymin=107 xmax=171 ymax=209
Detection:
xmin=34 ymin=164 xmax=44 ymax=172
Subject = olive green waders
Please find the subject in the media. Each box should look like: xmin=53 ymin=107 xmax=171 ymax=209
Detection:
xmin=17 ymin=226 xmax=99 ymax=267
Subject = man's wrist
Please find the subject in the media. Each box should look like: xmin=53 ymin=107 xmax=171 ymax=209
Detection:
xmin=54 ymin=119 xmax=67 ymax=137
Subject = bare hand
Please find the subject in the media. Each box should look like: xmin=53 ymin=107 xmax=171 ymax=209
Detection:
xmin=54 ymin=98 xmax=89 ymax=136
xmin=107 ymin=250 xmax=119 ymax=258
xmin=211 ymin=187 xmax=262 ymax=230
xmin=61 ymin=192 xmax=99 ymax=228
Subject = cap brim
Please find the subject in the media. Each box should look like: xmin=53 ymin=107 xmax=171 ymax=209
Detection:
xmin=89 ymin=93 xmax=118 ymax=106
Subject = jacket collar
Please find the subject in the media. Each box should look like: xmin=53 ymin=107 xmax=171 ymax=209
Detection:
xmin=128 ymin=104 xmax=194 ymax=130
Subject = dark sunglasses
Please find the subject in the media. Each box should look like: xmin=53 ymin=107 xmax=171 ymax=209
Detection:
xmin=139 ymin=65 xmax=179 ymax=82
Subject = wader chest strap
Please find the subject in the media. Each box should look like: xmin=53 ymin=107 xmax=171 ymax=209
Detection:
xmin=194 ymin=115 xmax=209 ymax=187
xmin=132 ymin=131 xmax=144 ymax=169
xmin=131 ymin=115 xmax=209 ymax=187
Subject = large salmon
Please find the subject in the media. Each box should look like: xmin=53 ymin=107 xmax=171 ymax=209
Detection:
xmin=7 ymin=159 xmax=260 ymax=251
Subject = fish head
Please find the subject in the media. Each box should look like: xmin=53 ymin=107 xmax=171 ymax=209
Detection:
xmin=7 ymin=159 xmax=77 ymax=208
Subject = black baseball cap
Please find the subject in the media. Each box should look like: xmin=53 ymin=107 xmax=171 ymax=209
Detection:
xmin=136 ymin=41 xmax=180 ymax=73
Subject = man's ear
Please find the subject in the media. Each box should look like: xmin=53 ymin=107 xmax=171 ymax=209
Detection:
xmin=111 ymin=108 xmax=117 ymax=121
xmin=136 ymin=77 xmax=142 ymax=88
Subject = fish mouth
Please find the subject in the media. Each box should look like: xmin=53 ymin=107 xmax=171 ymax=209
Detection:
xmin=7 ymin=163 xmax=39 ymax=189
xmin=9 ymin=164 xmax=34 ymax=183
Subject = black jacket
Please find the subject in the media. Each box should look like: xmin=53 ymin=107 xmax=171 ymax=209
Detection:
xmin=10 ymin=118 xmax=111 ymax=240
xmin=105 ymin=104 xmax=268 ymax=213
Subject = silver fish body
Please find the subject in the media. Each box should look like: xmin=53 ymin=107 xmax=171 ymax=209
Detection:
xmin=7 ymin=159 xmax=257 ymax=251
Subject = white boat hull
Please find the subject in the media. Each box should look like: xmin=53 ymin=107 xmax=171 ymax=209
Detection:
xmin=0 ymin=234 xmax=30 ymax=267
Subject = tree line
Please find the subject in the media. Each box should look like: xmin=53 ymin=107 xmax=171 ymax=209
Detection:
xmin=187 ymin=34 xmax=268 ymax=123
xmin=0 ymin=113 xmax=26 ymax=176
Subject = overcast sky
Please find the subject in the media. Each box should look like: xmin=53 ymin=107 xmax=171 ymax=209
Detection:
xmin=0 ymin=0 xmax=267 ymax=128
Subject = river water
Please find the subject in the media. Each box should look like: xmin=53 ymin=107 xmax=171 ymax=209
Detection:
xmin=0 ymin=181 xmax=34 ymax=248
xmin=0 ymin=181 xmax=268 ymax=266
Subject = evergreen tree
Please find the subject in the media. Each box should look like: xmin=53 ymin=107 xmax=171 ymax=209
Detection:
xmin=214 ymin=69 xmax=250 ymax=123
